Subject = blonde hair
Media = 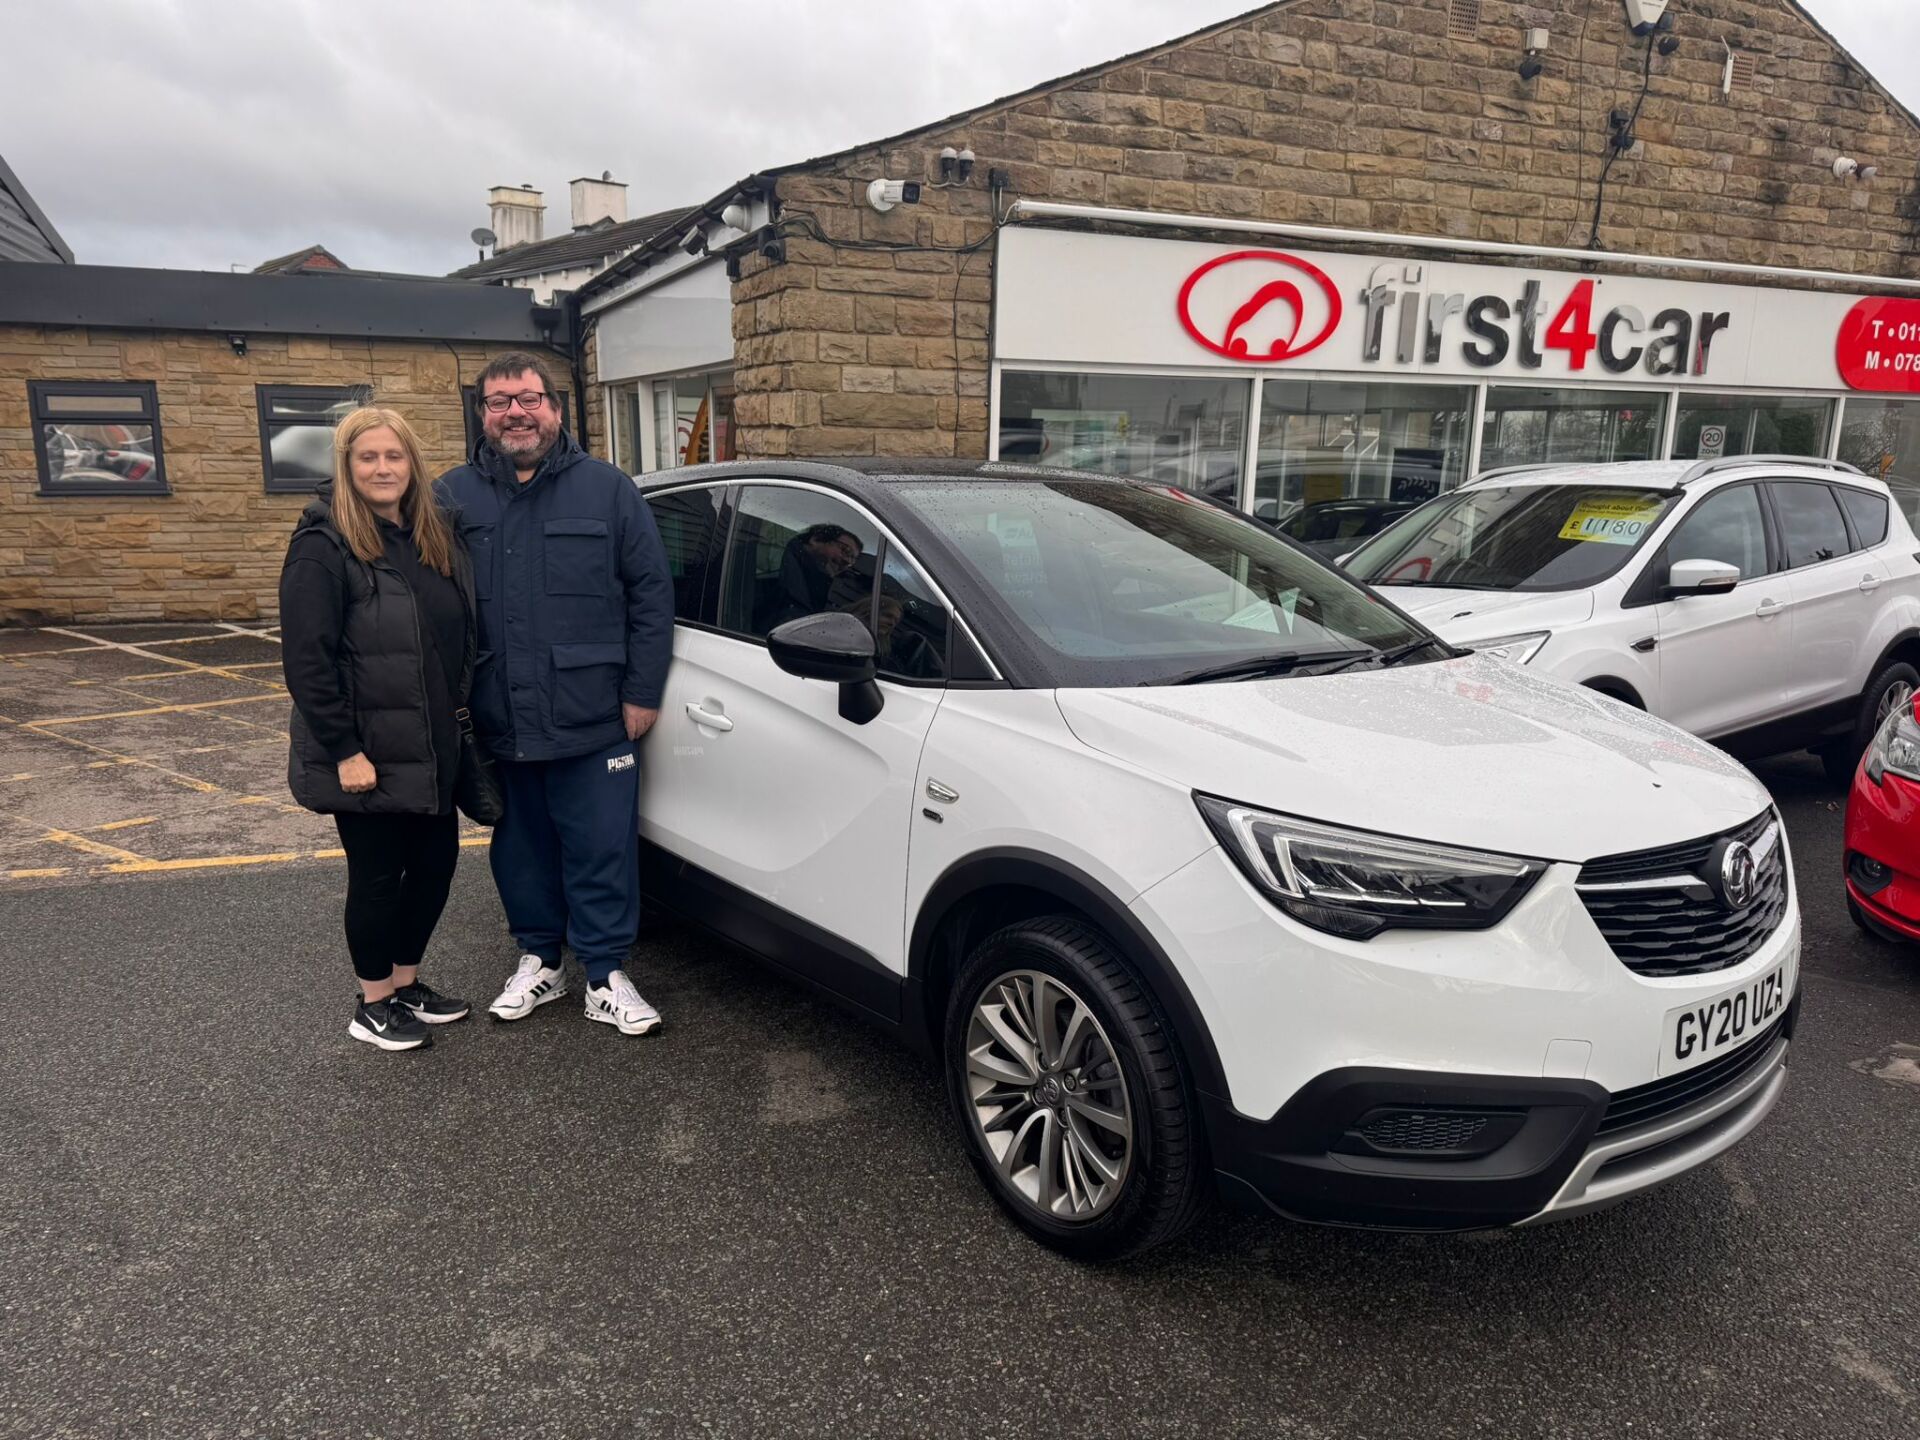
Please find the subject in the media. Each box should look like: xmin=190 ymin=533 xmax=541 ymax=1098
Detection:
xmin=329 ymin=407 xmax=455 ymax=577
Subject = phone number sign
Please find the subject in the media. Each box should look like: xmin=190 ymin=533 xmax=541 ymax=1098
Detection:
xmin=1838 ymin=297 xmax=1920 ymax=392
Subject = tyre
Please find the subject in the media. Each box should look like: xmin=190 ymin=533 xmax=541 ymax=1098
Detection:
xmin=1827 ymin=661 xmax=1920 ymax=787
xmin=944 ymin=917 xmax=1207 ymax=1261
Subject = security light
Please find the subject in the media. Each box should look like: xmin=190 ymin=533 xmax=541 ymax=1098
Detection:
xmin=1622 ymin=0 xmax=1669 ymax=35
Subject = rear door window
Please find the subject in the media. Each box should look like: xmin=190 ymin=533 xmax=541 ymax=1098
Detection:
xmin=645 ymin=484 xmax=725 ymax=624
xmin=1769 ymin=481 xmax=1852 ymax=568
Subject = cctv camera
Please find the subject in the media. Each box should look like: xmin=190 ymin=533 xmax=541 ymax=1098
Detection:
xmin=1518 ymin=55 xmax=1544 ymax=80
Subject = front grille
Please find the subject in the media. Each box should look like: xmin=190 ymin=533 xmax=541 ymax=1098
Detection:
xmin=1357 ymin=1111 xmax=1490 ymax=1153
xmin=1577 ymin=811 xmax=1789 ymax=977
xmin=1597 ymin=1015 xmax=1786 ymax=1137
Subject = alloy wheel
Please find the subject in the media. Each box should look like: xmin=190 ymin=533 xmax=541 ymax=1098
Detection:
xmin=963 ymin=970 xmax=1135 ymax=1221
xmin=1877 ymin=680 xmax=1914 ymax=727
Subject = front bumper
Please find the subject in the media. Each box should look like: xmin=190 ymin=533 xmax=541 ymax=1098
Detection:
xmin=1845 ymin=767 xmax=1920 ymax=936
xmin=1205 ymin=993 xmax=1797 ymax=1231
xmin=1131 ymin=840 xmax=1802 ymax=1230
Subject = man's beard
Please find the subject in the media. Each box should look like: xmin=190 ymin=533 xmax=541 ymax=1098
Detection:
xmin=491 ymin=419 xmax=557 ymax=464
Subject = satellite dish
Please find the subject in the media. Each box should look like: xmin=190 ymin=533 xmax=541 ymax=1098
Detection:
xmin=470 ymin=227 xmax=498 ymax=249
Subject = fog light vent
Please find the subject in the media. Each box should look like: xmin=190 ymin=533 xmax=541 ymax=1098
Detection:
xmin=1357 ymin=1111 xmax=1489 ymax=1153
xmin=1849 ymin=852 xmax=1893 ymax=896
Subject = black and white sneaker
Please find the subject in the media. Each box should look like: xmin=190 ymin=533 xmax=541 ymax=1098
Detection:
xmin=392 ymin=980 xmax=471 ymax=1025
xmin=584 ymin=970 xmax=663 ymax=1036
xmin=488 ymin=954 xmax=567 ymax=1021
xmin=348 ymin=997 xmax=432 ymax=1052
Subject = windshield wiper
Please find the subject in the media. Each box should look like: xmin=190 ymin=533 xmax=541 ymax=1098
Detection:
xmin=1166 ymin=650 xmax=1372 ymax=685
xmin=1314 ymin=636 xmax=1451 ymax=675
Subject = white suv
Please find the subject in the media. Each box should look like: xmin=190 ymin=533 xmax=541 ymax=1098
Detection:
xmin=1343 ymin=456 xmax=1920 ymax=783
xmin=637 ymin=461 xmax=1799 ymax=1259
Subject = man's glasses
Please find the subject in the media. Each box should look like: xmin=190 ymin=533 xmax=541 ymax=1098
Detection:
xmin=481 ymin=392 xmax=548 ymax=414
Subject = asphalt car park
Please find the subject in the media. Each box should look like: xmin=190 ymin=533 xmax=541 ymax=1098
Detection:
xmin=1 ymin=636 xmax=1916 ymax=1436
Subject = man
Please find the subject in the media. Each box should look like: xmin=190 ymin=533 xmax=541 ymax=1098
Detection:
xmin=436 ymin=353 xmax=673 ymax=1036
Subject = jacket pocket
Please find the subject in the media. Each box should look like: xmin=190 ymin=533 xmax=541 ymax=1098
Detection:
xmin=544 ymin=518 xmax=611 ymax=596
xmin=464 ymin=523 xmax=496 ymax=600
xmin=550 ymin=641 xmax=625 ymax=728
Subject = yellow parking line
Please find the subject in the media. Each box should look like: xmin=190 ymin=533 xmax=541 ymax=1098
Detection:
xmin=5 ymin=835 xmax=493 ymax=883
xmin=31 ymin=694 xmax=285 ymax=727
xmin=95 ymin=816 xmax=157 ymax=831
xmin=43 ymin=828 xmax=149 ymax=863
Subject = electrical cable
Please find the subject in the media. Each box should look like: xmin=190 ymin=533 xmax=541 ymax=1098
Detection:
xmin=1587 ymin=35 xmax=1658 ymax=250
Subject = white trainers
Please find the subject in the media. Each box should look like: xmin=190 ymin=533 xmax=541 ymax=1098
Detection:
xmin=487 ymin=954 xmax=567 ymax=1021
xmin=584 ymin=969 xmax=662 ymax=1036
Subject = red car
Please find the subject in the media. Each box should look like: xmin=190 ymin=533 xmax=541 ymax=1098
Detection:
xmin=1845 ymin=687 xmax=1920 ymax=941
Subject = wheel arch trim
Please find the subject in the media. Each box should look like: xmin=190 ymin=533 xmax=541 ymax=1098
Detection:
xmin=908 ymin=847 xmax=1231 ymax=1102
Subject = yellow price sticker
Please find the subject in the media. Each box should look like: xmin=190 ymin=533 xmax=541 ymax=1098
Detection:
xmin=1558 ymin=493 xmax=1666 ymax=546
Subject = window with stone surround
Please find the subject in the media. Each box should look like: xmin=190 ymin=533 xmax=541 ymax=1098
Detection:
xmin=257 ymin=384 xmax=371 ymax=495
xmin=29 ymin=381 xmax=168 ymax=497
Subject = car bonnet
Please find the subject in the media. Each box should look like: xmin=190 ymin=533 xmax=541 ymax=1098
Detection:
xmin=1052 ymin=652 xmax=1770 ymax=863
xmin=1380 ymin=586 xmax=1596 ymax=641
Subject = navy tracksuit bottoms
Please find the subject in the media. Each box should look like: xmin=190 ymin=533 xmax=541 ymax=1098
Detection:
xmin=489 ymin=739 xmax=640 ymax=987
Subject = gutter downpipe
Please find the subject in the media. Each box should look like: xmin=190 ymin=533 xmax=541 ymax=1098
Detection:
xmin=1004 ymin=199 xmax=1920 ymax=293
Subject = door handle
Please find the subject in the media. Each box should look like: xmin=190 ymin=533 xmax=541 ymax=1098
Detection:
xmin=1755 ymin=598 xmax=1783 ymax=618
xmin=685 ymin=702 xmax=733 ymax=732
xmin=1860 ymin=574 xmax=1884 ymax=594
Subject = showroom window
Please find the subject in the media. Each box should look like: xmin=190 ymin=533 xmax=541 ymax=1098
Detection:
xmin=28 ymin=381 xmax=167 ymax=496
xmin=1480 ymin=386 xmax=1666 ymax=469
xmin=1250 ymin=380 xmax=1471 ymax=525
xmin=997 ymin=371 xmax=1250 ymax=503
xmin=653 ymin=372 xmax=736 ymax=471
xmin=1672 ymin=393 xmax=1833 ymax=461
xmin=258 ymin=385 xmax=370 ymax=494
xmin=606 ymin=382 xmax=643 ymax=473
xmin=1837 ymin=396 xmax=1920 ymax=523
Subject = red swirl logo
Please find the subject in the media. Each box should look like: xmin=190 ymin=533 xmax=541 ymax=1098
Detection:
xmin=1176 ymin=250 xmax=1343 ymax=363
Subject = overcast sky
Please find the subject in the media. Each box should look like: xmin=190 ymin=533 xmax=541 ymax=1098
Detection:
xmin=5 ymin=0 xmax=1914 ymax=276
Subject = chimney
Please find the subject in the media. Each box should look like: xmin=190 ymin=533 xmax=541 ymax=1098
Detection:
xmin=570 ymin=171 xmax=628 ymax=230
xmin=487 ymin=184 xmax=545 ymax=251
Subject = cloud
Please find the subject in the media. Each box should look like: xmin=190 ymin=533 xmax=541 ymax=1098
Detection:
xmin=5 ymin=0 xmax=1914 ymax=276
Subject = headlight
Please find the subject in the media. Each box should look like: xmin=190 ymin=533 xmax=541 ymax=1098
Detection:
xmin=1195 ymin=795 xmax=1546 ymax=939
xmin=1472 ymin=631 xmax=1551 ymax=665
xmin=1865 ymin=694 xmax=1920 ymax=785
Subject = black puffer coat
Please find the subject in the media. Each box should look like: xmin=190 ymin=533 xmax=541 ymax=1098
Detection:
xmin=280 ymin=495 xmax=475 ymax=815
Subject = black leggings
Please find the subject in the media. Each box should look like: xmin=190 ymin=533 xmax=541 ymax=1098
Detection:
xmin=333 ymin=811 xmax=460 ymax=983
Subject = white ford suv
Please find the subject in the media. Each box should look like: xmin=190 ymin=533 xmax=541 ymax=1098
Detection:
xmin=1343 ymin=456 xmax=1920 ymax=784
xmin=637 ymin=461 xmax=1800 ymax=1259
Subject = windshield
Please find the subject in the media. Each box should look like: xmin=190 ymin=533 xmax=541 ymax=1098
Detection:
xmin=1344 ymin=484 xmax=1678 ymax=591
xmin=893 ymin=479 xmax=1431 ymax=687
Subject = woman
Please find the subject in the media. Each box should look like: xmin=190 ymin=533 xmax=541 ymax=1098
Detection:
xmin=280 ymin=406 xmax=474 ymax=1052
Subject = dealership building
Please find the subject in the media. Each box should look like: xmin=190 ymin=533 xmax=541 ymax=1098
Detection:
xmin=578 ymin=0 xmax=1920 ymax=531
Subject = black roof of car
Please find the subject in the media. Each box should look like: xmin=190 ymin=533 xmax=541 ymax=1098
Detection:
xmin=639 ymin=457 xmax=1152 ymax=494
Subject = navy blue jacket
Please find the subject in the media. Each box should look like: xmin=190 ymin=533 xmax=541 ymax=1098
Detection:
xmin=435 ymin=430 xmax=672 ymax=762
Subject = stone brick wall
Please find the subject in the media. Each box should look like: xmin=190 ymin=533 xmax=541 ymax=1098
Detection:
xmin=729 ymin=0 xmax=1920 ymax=461
xmin=0 ymin=327 xmax=570 ymax=623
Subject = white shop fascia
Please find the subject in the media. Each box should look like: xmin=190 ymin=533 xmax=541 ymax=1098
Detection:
xmin=988 ymin=221 xmax=1920 ymax=506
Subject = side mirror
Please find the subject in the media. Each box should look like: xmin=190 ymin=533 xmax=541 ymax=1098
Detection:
xmin=767 ymin=611 xmax=884 ymax=724
xmin=1664 ymin=557 xmax=1741 ymax=598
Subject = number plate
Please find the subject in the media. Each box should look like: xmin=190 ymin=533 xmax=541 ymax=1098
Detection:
xmin=1660 ymin=953 xmax=1795 ymax=1076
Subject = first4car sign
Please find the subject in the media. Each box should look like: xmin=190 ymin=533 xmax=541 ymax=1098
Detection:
xmin=996 ymin=226 xmax=1911 ymax=395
